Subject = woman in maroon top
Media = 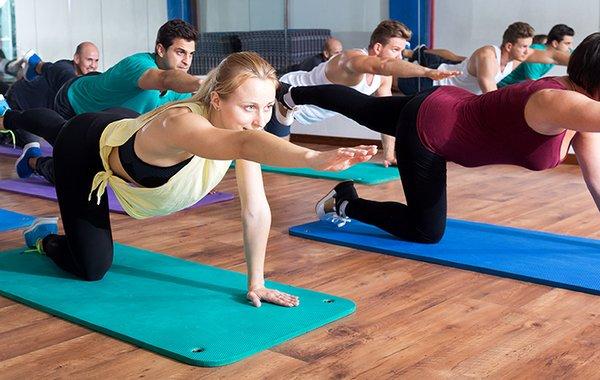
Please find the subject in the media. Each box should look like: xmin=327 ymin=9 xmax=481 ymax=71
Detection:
xmin=278 ymin=32 xmax=600 ymax=243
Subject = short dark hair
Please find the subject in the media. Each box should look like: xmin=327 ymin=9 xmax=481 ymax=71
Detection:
xmin=567 ymin=32 xmax=600 ymax=96
xmin=533 ymin=34 xmax=547 ymax=44
xmin=155 ymin=19 xmax=198 ymax=53
xmin=546 ymin=24 xmax=574 ymax=45
xmin=502 ymin=22 xmax=534 ymax=46
xmin=368 ymin=20 xmax=412 ymax=49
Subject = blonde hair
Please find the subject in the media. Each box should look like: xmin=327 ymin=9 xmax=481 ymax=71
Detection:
xmin=139 ymin=51 xmax=278 ymax=122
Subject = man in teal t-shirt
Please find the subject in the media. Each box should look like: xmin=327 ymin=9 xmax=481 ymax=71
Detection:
xmin=499 ymin=24 xmax=574 ymax=87
xmin=67 ymin=52 xmax=190 ymax=114
xmin=52 ymin=19 xmax=201 ymax=118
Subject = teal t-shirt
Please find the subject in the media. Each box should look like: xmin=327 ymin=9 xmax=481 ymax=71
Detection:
xmin=498 ymin=44 xmax=554 ymax=87
xmin=67 ymin=52 xmax=191 ymax=114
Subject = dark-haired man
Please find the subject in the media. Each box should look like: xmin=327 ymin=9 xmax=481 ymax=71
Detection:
xmin=532 ymin=34 xmax=548 ymax=45
xmin=498 ymin=24 xmax=574 ymax=87
xmin=397 ymin=22 xmax=570 ymax=96
xmin=23 ymin=19 xmax=200 ymax=119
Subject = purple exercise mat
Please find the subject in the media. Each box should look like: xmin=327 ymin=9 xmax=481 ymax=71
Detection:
xmin=0 ymin=177 xmax=234 ymax=214
xmin=0 ymin=142 xmax=53 ymax=158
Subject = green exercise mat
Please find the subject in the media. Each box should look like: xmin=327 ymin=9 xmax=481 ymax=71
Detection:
xmin=0 ymin=243 xmax=355 ymax=366
xmin=231 ymin=162 xmax=399 ymax=185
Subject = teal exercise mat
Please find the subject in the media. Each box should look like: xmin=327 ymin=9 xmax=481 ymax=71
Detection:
xmin=0 ymin=243 xmax=355 ymax=366
xmin=231 ymin=162 xmax=399 ymax=185
xmin=0 ymin=208 xmax=35 ymax=232
xmin=290 ymin=219 xmax=600 ymax=296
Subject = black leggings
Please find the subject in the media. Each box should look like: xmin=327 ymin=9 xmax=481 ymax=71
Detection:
xmin=4 ymin=108 xmax=138 ymax=184
xmin=4 ymin=108 xmax=65 ymax=145
xmin=290 ymin=85 xmax=447 ymax=243
xmin=42 ymin=109 xmax=138 ymax=280
xmin=3 ymin=108 xmax=65 ymax=183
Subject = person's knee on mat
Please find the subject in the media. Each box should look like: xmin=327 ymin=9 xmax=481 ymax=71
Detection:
xmin=81 ymin=259 xmax=112 ymax=281
xmin=82 ymin=269 xmax=109 ymax=282
xmin=410 ymin=224 xmax=445 ymax=244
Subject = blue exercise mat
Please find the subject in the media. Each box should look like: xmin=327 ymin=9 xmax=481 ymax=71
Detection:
xmin=0 ymin=243 xmax=355 ymax=366
xmin=0 ymin=208 xmax=35 ymax=232
xmin=289 ymin=219 xmax=600 ymax=295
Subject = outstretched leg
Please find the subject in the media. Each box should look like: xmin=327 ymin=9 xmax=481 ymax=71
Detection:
xmin=3 ymin=108 xmax=66 ymax=145
xmin=285 ymin=84 xmax=411 ymax=136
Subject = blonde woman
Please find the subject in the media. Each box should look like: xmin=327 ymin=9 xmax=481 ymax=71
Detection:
xmin=3 ymin=52 xmax=376 ymax=307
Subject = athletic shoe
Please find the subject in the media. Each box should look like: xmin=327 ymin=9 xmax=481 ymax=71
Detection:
xmin=15 ymin=142 xmax=42 ymax=178
xmin=23 ymin=217 xmax=58 ymax=252
xmin=0 ymin=94 xmax=10 ymax=117
xmin=315 ymin=180 xmax=358 ymax=227
xmin=21 ymin=49 xmax=42 ymax=81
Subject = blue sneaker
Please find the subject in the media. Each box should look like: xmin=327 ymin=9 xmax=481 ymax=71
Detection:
xmin=23 ymin=217 xmax=58 ymax=251
xmin=0 ymin=94 xmax=10 ymax=116
xmin=15 ymin=142 xmax=42 ymax=178
xmin=21 ymin=50 xmax=42 ymax=81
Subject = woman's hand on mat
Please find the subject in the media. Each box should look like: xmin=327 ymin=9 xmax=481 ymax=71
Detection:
xmin=247 ymin=286 xmax=300 ymax=308
xmin=425 ymin=68 xmax=461 ymax=80
xmin=308 ymin=145 xmax=378 ymax=171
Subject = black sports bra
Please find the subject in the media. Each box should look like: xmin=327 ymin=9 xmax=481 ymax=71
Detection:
xmin=118 ymin=132 xmax=193 ymax=188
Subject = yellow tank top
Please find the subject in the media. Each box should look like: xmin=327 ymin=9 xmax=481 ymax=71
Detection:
xmin=88 ymin=102 xmax=232 ymax=219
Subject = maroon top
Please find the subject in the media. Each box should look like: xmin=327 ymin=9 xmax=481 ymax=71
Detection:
xmin=417 ymin=77 xmax=568 ymax=171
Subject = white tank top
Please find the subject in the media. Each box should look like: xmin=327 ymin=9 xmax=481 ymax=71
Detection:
xmin=280 ymin=49 xmax=382 ymax=124
xmin=434 ymin=46 xmax=513 ymax=95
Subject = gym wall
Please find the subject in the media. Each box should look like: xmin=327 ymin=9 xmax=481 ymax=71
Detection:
xmin=14 ymin=0 xmax=167 ymax=71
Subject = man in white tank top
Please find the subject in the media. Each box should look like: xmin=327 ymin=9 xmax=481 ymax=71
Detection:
xmin=397 ymin=22 xmax=570 ymax=96
xmin=273 ymin=20 xmax=459 ymax=165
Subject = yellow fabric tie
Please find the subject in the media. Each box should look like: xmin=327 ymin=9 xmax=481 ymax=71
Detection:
xmin=88 ymin=169 xmax=113 ymax=205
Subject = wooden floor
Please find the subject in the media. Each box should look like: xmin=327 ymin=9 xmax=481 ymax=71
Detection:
xmin=1 ymin=144 xmax=600 ymax=378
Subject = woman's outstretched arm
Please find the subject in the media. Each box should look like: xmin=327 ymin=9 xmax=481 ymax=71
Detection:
xmin=168 ymin=112 xmax=377 ymax=170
